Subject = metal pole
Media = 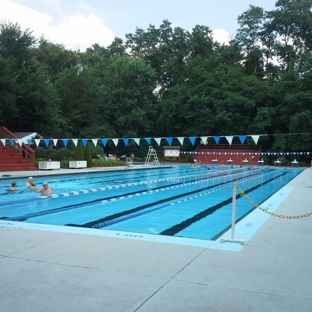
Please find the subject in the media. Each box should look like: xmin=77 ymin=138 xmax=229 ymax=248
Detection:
xmin=231 ymin=182 xmax=237 ymax=240
xmin=220 ymin=182 xmax=245 ymax=245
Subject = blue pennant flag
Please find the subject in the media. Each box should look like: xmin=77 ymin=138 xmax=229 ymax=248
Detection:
xmin=62 ymin=139 xmax=68 ymax=147
xmin=81 ymin=139 xmax=88 ymax=147
xmin=44 ymin=139 xmax=50 ymax=147
xmin=165 ymin=137 xmax=173 ymax=146
xmin=188 ymin=137 xmax=196 ymax=146
xmin=238 ymin=135 xmax=246 ymax=144
xmin=123 ymin=138 xmax=129 ymax=146
xmin=145 ymin=138 xmax=151 ymax=145
xmin=213 ymin=136 xmax=220 ymax=144
xmin=101 ymin=139 xmax=107 ymax=147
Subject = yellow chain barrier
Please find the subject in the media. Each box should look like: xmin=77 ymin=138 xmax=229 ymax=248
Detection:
xmin=236 ymin=185 xmax=312 ymax=219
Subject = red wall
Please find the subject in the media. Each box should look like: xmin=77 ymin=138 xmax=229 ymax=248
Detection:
xmin=194 ymin=144 xmax=262 ymax=165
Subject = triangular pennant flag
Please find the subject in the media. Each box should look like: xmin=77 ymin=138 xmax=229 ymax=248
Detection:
xmin=251 ymin=135 xmax=260 ymax=145
xmin=27 ymin=139 xmax=32 ymax=145
xmin=81 ymin=139 xmax=88 ymax=147
xmin=44 ymin=139 xmax=50 ymax=147
xmin=0 ymin=139 xmax=6 ymax=146
xmin=145 ymin=138 xmax=151 ymax=145
xmin=225 ymin=136 xmax=233 ymax=145
xmin=101 ymin=138 xmax=108 ymax=147
xmin=176 ymin=137 xmax=184 ymax=145
xmin=238 ymin=135 xmax=246 ymax=144
xmin=165 ymin=137 xmax=173 ymax=146
xmin=9 ymin=139 xmax=15 ymax=146
xmin=91 ymin=139 xmax=98 ymax=146
xmin=122 ymin=138 xmax=129 ymax=146
xmin=112 ymin=139 xmax=118 ymax=146
xmin=188 ymin=137 xmax=196 ymax=146
xmin=62 ymin=139 xmax=69 ymax=147
xmin=34 ymin=139 xmax=41 ymax=147
xmin=213 ymin=136 xmax=220 ymax=144
xmin=153 ymin=138 xmax=160 ymax=146
xmin=72 ymin=139 xmax=78 ymax=147
xmin=200 ymin=136 xmax=208 ymax=145
xmin=132 ymin=138 xmax=140 ymax=146
xmin=18 ymin=139 xmax=24 ymax=146
xmin=53 ymin=139 xmax=58 ymax=146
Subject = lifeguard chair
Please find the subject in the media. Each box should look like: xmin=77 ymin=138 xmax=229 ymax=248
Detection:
xmin=145 ymin=146 xmax=160 ymax=166
xmin=125 ymin=157 xmax=134 ymax=169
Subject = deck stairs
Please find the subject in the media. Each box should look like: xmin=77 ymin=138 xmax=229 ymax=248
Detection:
xmin=0 ymin=127 xmax=37 ymax=171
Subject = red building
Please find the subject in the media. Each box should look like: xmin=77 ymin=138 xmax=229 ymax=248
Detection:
xmin=194 ymin=144 xmax=262 ymax=165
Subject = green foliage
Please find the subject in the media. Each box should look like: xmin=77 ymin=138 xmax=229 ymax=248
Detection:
xmin=34 ymin=147 xmax=47 ymax=158
xmin=1 ymin=2 xmax=312 ymax=154
xmin=91 ymin=159 xmax=125 ymax=167
xmin=55 ymin=148 xmax=72 ymax=161
xmin=84 ymin=142 xmax=92 ymax=167
xmin=47 ymin=149 xmax=57 ymax=160
xmin=72 ymin=142 xmax=84 ymax=161
xmin=60 ymin=159 xmax=70 ymax=168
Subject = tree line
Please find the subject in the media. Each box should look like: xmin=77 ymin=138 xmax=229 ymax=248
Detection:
xmin=0 ymin=0 xmax=312 ymax=153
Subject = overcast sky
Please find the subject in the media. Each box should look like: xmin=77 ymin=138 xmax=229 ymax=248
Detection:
xmin=1 ymin=0 xmax=277 ymax=51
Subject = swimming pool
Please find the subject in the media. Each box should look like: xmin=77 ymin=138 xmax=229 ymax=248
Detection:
xmin=0 ymin=165 xmax=304 ymax=241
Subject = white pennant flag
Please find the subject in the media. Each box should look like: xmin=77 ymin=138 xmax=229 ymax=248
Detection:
xmin=92 ymin=138 xmax=98 ymax=146
xmin=34 ymin=139 xmax=41 ymax=147
xmin=112 ymin=139 xmax=118 ymax=146
xmin=53 ymin=139 xmax=58 ymax=146
xmin=154 ymin=138 xmax=161 ymax=146
xmin=133 ymin=138 xmax=140 ymax=146
xmin=251 ymin=135 xmax=260 ymax=145
xmin=1 ymin=139 xmax=6 ymax=146
xmin=176 ymin=137 xmax=184 ymax=145
xmin=72 ymin=139 xmax=78 ymax=146
xmin=225 ymin=136 xmax=233 ymax=145
xmin=18 ymin=139 xmax=24 ymax=146
xmin=200 ymin=136 xmax=208 ymax=145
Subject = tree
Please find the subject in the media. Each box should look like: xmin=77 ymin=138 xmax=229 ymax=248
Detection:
xmin=0 ymin=21 xmax=36 ymax=69
xmin=84 ymin=142 xmax=93 ymax=167
xmin=73 ymin=141 xmax=84 ymax=160
xmin=32 ymin=38 xmax=78 ymax=81
xmin=264 ymin=0 xmax=312 ymax=72
xmin=54 ymin=66 xmax=105 ymax=137
xmin=102 ymin=55 xmax=157 ymax=137
xmin=236 ymin=5 xmax=265 ymax=75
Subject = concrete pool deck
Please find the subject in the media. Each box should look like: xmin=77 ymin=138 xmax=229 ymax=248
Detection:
xmin=0 ymin=166 xmax=312 ymax=311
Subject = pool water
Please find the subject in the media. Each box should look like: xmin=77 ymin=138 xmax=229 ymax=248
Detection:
xmin=0 ymin=165 xmax=304 ymax=241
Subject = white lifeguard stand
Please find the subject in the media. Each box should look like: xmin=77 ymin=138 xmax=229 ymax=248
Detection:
xmin=125 ymin=157 xmax=134 ymax=169
xmin=145 ymin=146 xmax=160 ymax=166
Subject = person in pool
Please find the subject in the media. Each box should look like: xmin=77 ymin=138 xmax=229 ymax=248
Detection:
xmin=36 ymin=182 xmax=52 ymax=196
xmin=26 ymin=177 xmax=38 ymax=191
xmin=7 ymin=181 xmax=17 ymax=191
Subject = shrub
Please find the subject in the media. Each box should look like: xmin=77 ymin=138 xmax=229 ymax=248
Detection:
xmin=34 ymin=147 xmax=47 ymax=158
xmin=84 ymin=142 xmax=92 ymax=167
xmin=73 ymin=142 xmax=84 ymax=160
xmin=60 ymin=159 xmax=70 ymax=168
xmin=55 ymin=148 xmax=72 ymax=161
xmin=92 ymin=159 xmax=124 ymax=167
xmin=90 ymin=144 xmax=104 ymax=158
xmin=47 ymin=150 xmax=57 ymax=160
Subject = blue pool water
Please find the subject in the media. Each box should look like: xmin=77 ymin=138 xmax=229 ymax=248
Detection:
xmin=0 ymin=165 xmax=304 ymax=241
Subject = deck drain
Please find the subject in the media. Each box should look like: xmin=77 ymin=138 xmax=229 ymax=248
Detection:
xmin=245 ymin=223 xmax=252 ymax=227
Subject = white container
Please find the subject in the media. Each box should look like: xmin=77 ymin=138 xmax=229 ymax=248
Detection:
xmin=39 ymin=161 xmax=60 ymax=170
xmin=69 ymin=160 xmax=87 ymax=169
